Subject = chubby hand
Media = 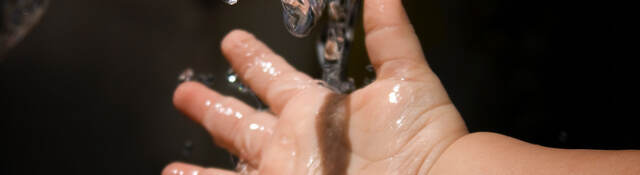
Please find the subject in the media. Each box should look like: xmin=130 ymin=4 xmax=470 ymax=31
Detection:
xmin=164 ymin=0 xmax=467 ymax=174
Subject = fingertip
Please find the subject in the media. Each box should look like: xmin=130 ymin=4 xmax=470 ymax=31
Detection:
xmin=173 ymin=82 xmax=194 ymax=107
xmin=362 ymin=0 xmax=431 ymax=80
xmin=173 ymin=81 xmax=221 ymax=123
xmin=163 ymin=162 xmax=238 ymax=175
xmin=201 ymin=168 xmax=239 ymax=175
xmin=162 ymin=162 xmax=203 ymax=175
xmin=363 ymin=0 xmax=409 ymax=34
xmin=173 ymin=82 xmax=204 ymax=110
xmin=226 ymin=29 xmax=252 ymax=39
xmin=221 ymin=29 xmax=254 ymax=54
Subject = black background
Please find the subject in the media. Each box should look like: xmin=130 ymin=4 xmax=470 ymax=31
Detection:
xmin=1 ymin=0 xmax=634 ymax=174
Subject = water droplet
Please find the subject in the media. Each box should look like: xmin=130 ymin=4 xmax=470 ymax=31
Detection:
xmin=365 ymin=64 xmax=375 ymax=72
xmin=226 ymin=68 xmax=250 ymax=93
xmin=257 ymin=59 xmax=280 ymax=77
xmin=280 ymin=0 xmax=325 ymax=37
xmin=395 ymin=115 xmax=407 ymax=128
xmin=388 ymin=84 xmax=401 ymax=104
xmin=249 ymin=123 xmax=265 ymax=131
xmin=235 ymin=159 xmax=255 ymax=175
xmin=227 ymin=74 xmax=237 ymax=83
xmin=306 ymin=156 xmax=315 ymax=168
xmin=235 ymin=112 xmax=244 ymax=119
xmin=225 ymin=69 xmax=267 ymax=110
xmin=182 ymin=140 xmax=193 ymax=160
xmin=178 ymin=68 xmax=216 ymax=87
xmin=178 ymin=68 xmax=195 ymax=82
xmin=249 ymin=123 xmax=259 ymax=130
xmin=222 ymin=0 xmax=238 ymax=5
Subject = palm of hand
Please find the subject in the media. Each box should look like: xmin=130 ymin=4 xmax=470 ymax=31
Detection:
xmin=256 ymin=76 xmax=467 ymax=175
xmin=165 ymin=0 xmax=467 ymax=174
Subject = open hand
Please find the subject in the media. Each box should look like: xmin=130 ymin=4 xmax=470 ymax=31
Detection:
xmin=164 ymin=0 xmax=467 ymax=174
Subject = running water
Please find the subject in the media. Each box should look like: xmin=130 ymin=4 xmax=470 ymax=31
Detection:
xmin=278 ymin=0 xmax=360 ymax=93
xmin=219 ymin=0 xmax=360 ymax=93
xmin=281 ymin=0 xmax=360 ymax=93
xmin=316 ymin=0 xmax=360 ymax=93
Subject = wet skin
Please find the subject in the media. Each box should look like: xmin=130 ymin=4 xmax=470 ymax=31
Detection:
xmin=163 ymin=0 xmax=468 ymax=174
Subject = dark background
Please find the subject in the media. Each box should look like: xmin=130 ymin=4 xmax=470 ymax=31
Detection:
xmin=0 ymin=0 xmax=633 ymax=174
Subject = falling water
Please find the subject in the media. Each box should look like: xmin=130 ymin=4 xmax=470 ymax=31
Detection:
xmin=280 ymin=0 xmax=325 ymax=37
xmin=219 ymin=0 xmax=360 ymax=93
xmin=316 ymin=0 xmax=360 ymax=93
xmin=280 ymin=0 xmax=360 ymax=93
xmin=277 ymin=0 xmax=360 ymax=93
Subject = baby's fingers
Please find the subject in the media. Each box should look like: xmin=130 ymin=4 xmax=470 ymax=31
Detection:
xmin=221 ymin=30 xmax=330 ymax=115
xmin=363 ymin=0 xmax=432 ymax=80
xmin=173 ymin=82 xmax=275 ymax=166
xmin=163 ymin=162 xmax=238 ymax=175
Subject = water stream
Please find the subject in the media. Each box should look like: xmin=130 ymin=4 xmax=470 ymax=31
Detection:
xmin=279 ymin=0 xmax=360 ymax=93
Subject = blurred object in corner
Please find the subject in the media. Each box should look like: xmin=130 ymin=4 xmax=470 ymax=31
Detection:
xmin=0 ymin=0 xmax=48 ymax=60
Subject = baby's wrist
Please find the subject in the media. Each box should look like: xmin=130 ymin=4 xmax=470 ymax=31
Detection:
xmin=426 ymin=132 xmax=513 ymax=175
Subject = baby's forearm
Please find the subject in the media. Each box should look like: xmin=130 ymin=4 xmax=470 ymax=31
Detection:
xmin=429 ymin=132 xmax=640 ymax=175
